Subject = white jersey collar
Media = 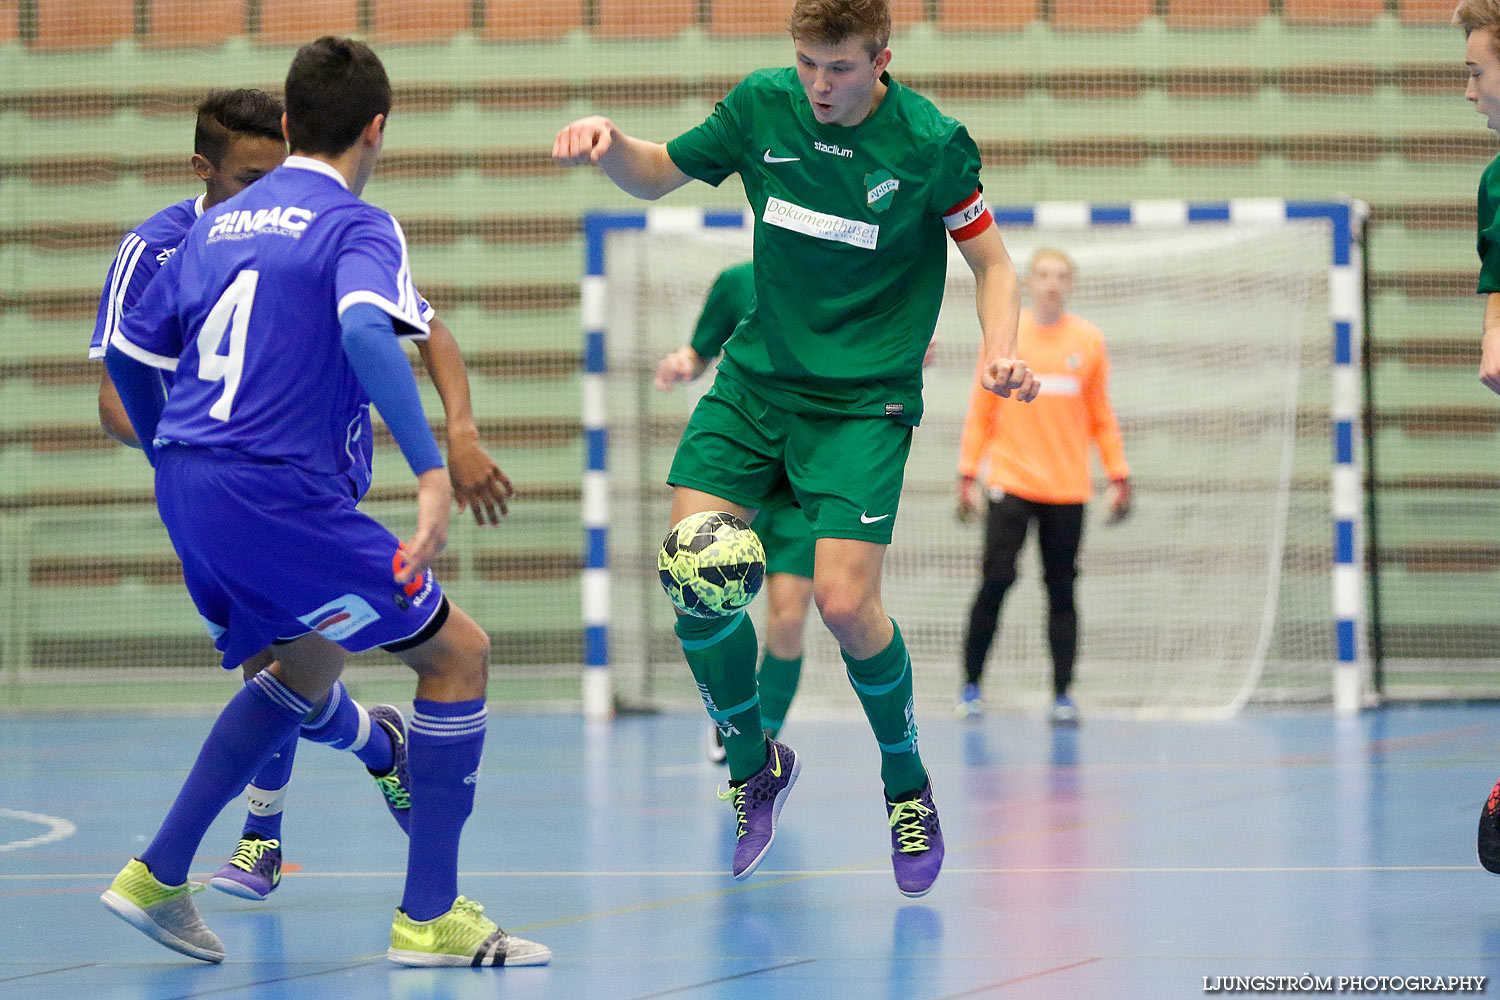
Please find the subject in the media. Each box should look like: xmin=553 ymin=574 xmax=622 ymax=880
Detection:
xmin=193 ymin=193 xmax=206 ymax=217
xmin=283 ymin=155 xmax=350 ymax=190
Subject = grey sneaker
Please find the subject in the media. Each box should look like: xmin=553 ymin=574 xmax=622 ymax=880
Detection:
xmin=717 ymin=738 xmax=800 ymax=879
xmin=368 ymin=704 xmax=411 ymax=832
xmin=101 ymin=859 xmax=225 ymax=963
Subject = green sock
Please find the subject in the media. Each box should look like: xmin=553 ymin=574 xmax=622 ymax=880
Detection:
xmin=842 ymin=618 xmax=927 ymax=799
xmin=675 ymin=612 xmax=767 ymax=781
xmin=756 ymin=653 xmax=802 ymax=739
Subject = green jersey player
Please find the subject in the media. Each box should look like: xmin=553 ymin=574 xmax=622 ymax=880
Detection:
xmin=1456 ymin=0 xmax=1500 ymax=874
xmin=555 ymin=0 xmax=1036 ymax=897
xmin=656 ymin=260 xmax=817 ymax=762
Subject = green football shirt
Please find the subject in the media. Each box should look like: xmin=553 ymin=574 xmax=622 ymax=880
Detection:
xmin=690 ymin=260 xmax=755 ymax=359
xmin=666 ymin=68 xmax=985 ymax=426
xmin=1477 ymin=151 xmax=1500 ymax=293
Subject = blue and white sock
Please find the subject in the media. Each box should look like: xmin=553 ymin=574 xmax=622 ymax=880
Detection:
xmin=300 ymin=680 xmax=394 ymax=773
xmin=139 ymin=671 xmax=310 ymax=886
xmin=400 ymin=698 xmax=486 ymax=921
xmin=241 ymin=729 xmax=297 ymax=841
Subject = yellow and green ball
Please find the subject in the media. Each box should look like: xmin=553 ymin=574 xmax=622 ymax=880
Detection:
xmin=658 ymin=511 xmax=766 ymax=618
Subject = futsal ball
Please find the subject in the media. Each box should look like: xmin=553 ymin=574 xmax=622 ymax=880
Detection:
xmin=658 ymin=511 xmax=766 ymax=618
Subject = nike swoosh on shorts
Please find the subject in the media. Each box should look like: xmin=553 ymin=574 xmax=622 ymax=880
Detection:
xmin=860 ymin=512 xmax=891 ymax=524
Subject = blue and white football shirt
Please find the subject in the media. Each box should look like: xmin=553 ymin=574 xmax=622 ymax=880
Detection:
xmin=89 ymin=194 xmax=204 ymax=361
xmin=112 ymin=156 xmax=429 ymax=481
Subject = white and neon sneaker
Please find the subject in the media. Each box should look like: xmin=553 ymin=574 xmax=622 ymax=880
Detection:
xmin=388 ymin=896 xmax=551 ymax=967
xmin=101 ymin=858 xmax=225 ymax=963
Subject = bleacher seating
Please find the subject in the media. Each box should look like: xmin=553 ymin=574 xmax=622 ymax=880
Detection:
xmin=1165 ymin=0 xmax=1268 ymax=29
xmin=594 ymin=0 xmax=696 ymax=39
xmin=253 ymin=0 xmax=357 ymax=45
xmin=483 ymin=0 xmax=585 ymax=41
xmin=1050 ymin=0 xmax=1153 ymax=31
xmin=372 ymin=0 xmax=471 ymax=43
xmin=0 ymin=1 xmax=18 ymax=42
xmin=708 ymin=0 xmax=924 ymax=35
xmin=707 ymin=0 xmax=799 ymax=36
xmin=143 ymin=0 xmax=243 ymax=47
xmin=1282 ymin=0 xmax=1384 ymax=26
xmin=1400 ymin=0 xmax=1459 ymax=26
xmin=937 ymin=0 xmax=1037 ymax=31
xmin=1 ymin=5 xmax=1494 ymax=698
xmin=28 ymin=0 xmax=133 ymax=50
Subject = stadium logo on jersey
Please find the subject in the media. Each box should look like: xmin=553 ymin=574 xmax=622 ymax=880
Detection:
xmin=763 ymin=196 xmax=878 ymax=251
xmin=207 ymin=206 xmax=315 ymax=243
xmin=865 ymin=170 xmax=899 ymax=213
xmin=156 ymin=246 xmax=179 ymax=265
xmin=814 ymin=140 xmax=854 ymax=159
xmin=297 ymin=594 xmax=380 ymax=642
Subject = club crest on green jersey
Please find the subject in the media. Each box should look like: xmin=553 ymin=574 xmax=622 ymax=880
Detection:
xmin=865 ymin=170 xmax=899 ymax=213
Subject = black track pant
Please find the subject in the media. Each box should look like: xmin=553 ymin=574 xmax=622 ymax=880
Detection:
xmin=962 ymin=493 xmax=1085 ymax=697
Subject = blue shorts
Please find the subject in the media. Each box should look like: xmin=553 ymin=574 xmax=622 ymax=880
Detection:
xmin=155 ymin=446 xmax=447 ymax=669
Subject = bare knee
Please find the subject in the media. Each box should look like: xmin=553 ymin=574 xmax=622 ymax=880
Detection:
xmin=813 ymin=582 xmax=864 ymax=639
xmin=435 ymin=610 xmax=490 ymax=681
xmin=399 ymin=602 xmax=490 ymax=701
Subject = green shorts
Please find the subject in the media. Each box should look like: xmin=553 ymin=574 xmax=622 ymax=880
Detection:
xmin=668 ymin=373 xmax=912 ymax=545
xmin=753 ymin=502 xmax=816 ymax=579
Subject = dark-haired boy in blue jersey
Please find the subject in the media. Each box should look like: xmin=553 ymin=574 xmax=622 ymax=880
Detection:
xmin=89 ymin=89 xmax=514 ymax=904
xmin=99 ymin=37 xmax=547 ymax=968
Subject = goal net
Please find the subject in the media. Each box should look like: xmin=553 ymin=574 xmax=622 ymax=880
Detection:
xmin=597 ymin=203 xmax=1355 ymax=719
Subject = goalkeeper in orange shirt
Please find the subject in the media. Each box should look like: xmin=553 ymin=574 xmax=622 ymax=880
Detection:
xmin=955 ymin=248 xmax=1130 ymax=724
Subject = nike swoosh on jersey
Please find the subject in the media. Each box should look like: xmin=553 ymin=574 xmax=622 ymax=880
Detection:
xmin=763 ymin=150 xmax=801 ymax=163
xmin=860 ymin=512 xmax=891 ymax=524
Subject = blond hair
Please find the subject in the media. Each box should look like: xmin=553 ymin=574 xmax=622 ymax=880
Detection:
xmin=1028 ymin=247 xmax=1076 ymax=277
xmin=1455 ymin=0 xmax=1500 ymax=41
xmin=787 ymin=0 xmax=891 ymax=58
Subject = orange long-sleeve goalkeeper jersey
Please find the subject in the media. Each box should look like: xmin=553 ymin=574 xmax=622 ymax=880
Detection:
xmin=958 ymin=310 xmax=1129 ymax=504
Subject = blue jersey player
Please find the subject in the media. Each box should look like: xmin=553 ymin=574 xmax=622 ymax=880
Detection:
xmin=91 ymin=91 xmax=285 ymax=445
xmin=99 ymin=37 xmax=548 ymax=968
xmin=89 ymin=90 xmax=515 ymax=905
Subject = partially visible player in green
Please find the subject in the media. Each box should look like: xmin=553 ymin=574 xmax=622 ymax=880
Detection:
xmin=1455 ymin=0 xmax=1500 ymax=874
xmin=557 ymin=0 xmax=1036 ymax=897
xmin=656 ymin=262 xmax=815 ymax=760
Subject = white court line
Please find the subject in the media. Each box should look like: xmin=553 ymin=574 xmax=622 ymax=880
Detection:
xmin=0 ymin=808 xmax=77 ymax=853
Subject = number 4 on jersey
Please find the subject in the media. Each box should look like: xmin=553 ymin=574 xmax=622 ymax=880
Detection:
xmin=197 ymin=269 xmax=258 ymax=421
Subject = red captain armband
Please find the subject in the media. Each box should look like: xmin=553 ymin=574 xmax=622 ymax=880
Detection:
xmin=943 ymin=190 xmax=993 ymax=243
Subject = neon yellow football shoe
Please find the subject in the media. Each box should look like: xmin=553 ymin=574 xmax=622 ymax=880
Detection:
xmin=101 ymin=858 xmax=225 ymax=963
xmin=388 ymin=895 xmax=550 ymax=967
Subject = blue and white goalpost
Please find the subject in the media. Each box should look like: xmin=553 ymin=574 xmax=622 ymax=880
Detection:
xmin=581 ymin=199 xmax=1368 ymax=720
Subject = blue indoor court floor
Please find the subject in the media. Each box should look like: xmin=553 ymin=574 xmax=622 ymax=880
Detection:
xmin=5 ymin=704 xmax=1500 ymax=999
